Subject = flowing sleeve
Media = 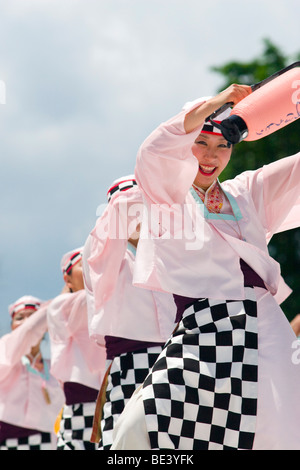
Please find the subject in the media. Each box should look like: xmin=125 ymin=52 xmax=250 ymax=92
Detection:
xmin=233 ymin=152 xmax=300 ymax=242
xmin=0 ymin=303 xmax=48 ymax=378
xmin=135 ymin=100 xmax=206 ymax=206
xmin=47 ymin=292 xmax=89 ymax=345
xmin=262 ymin=152 xmax=300 ymax=239
xmin=83 ymin=187 xmax=143 ymax=312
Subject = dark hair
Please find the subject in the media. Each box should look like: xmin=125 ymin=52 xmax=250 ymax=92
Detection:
xmin=64 ymin=268 xmax=73 ymax=292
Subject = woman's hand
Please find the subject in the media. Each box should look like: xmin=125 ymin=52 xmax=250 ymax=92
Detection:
xmin=214 ymin=84 xmax=252 ymax=108
xmin=290 ymin=314 xmax=300 ymax=336
xmin=184 ymin=84 xmax=252 ymax=134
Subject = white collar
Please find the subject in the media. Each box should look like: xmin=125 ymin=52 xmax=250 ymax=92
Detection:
xmin=193 ymin=179 xmax=219 ymax=195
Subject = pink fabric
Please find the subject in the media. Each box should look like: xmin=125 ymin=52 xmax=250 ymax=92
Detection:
xmin=47 ymin=289 xmax=106 ymax=389
xmin=253 ymin=287 xmax=300 ymax=450
xmin=85 ymin=186 xmax=143 ymax=313
xmin=82 ymin=183 xmax=177 ymax=345
xmin=0 ymin=303 xmax=64 ymax=432
xmin=231 ymin=67 xmax=300 ymax=141
xmin=133 ymin=99 xmax=299 ymax=303
xmin=84 ymin=240 xmax=177 ymax=344
xmin=133 ymin=98 xmax=300 ymax=449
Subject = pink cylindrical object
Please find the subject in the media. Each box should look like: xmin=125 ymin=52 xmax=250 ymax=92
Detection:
xmin=230 ymin=67 xmax=300 ymax=141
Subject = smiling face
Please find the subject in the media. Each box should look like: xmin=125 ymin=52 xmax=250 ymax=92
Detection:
xmin=191 ymin=133 xmax=232 ymax=190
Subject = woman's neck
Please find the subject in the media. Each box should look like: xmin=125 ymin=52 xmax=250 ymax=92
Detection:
xmin=26 ymin=345 xmax=44 ymax=371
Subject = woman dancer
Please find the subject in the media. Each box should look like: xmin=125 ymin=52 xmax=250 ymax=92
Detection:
xmin=47 ymin=248 xmax=106 ymax=450
xmin=0 ymin=296 xmax=64 ymax=450
xmin=112 ymin=85 xmax=300 ymax=450
xmin=82 ymin=176 xmax=177 ymax=449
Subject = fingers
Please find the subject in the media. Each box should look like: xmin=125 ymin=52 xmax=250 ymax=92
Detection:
xmin=224 ymin=84 xmax=252 ymax=106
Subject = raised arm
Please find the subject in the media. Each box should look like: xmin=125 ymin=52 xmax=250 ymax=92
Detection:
xmin=135 ymin=85 xmax=252 ymax=206
xmin=184 ymin=85 xmax=252 ymax=133
xmin=0 ymin=303 xmax=49 ymax=376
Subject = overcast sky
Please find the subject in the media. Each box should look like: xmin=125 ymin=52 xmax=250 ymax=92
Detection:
xmin=0 ymin=0 xmax=299 ymax=335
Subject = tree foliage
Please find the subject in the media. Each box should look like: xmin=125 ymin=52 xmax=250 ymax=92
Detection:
xmin=212 ymin=39 xmax=300 ymax=321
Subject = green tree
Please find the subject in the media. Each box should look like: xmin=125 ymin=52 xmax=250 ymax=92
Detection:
xmin=212 ymin=39 xmax=300 ymax=321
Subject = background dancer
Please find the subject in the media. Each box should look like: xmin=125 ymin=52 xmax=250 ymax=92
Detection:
xmin=47 ymin=248 xmax=106 ymax=450
xmin=83 ymin=176 xmax=177 ymax=449
xmin=0 ymin=296 xmax=64 ymax=450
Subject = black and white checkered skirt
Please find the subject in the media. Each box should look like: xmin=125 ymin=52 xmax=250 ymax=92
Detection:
xmin=100 ymin=346 xmax=163 ymax=450
xmin=57 ymin=401 xmax=97 ymax=450
xmin=0 ymin=432 xmax=54 ymax=450
xmin=142 ymin=287 xmax=258 ymax=450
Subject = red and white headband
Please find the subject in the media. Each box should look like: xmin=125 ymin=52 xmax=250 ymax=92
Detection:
xmin=9 ymin=295 xmax=41 ymax=318
xmin=106 ymin=175 xmax=138 ymax=203
xmin=200 ymin=120 xmax=224 ymax=136
xmin=61 ymin=248 xmax=83 ymax=274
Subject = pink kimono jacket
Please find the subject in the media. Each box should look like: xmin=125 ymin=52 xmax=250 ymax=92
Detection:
xmin=83 ymin=184 xmax=177 ymax=351
xmin=132 ymin=98 xmax=300 ymax=449
xmin=0 ymin=304 xmax=64 ymax=437
xmin=133 ymin=99 xmax=298 ymax=303
xmin=47 ymin=290 xmax=106 ymax=400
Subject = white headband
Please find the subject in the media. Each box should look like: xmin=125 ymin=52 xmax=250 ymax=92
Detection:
xmin=61 ymin=248 xmax=83 ymax=274
xmin=9 ymin=295 xmax=41 ymax=318
xmin=106 ymin=175 xmax=137 ymax=203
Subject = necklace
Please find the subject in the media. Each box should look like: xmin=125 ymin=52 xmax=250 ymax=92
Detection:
xmin=193 ymin=183 xmax=246 ymax=241
xmin=192 ymin=183 xmax=223 ymax=213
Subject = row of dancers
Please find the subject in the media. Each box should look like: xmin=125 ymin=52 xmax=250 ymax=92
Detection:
xmin=1 ymin=83 xmax=300 ymax=450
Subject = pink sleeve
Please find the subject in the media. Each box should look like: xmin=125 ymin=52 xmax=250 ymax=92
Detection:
xmin=47 ymin=294 xmax=74 ymax=343
xmin=233 ymin=152 xmax=300 ymax=241
xmin=0 ymin=303 xmax=48 ymax=374
xmin=135 ymin=102 xmax=205 ymax=206
xmin=85 ymin=222 xmax=127 ymax=311
xmin=83 ymin=187 xmax=143 ymax=312
xmin=262 ymin=153 xmax=300 ymax=237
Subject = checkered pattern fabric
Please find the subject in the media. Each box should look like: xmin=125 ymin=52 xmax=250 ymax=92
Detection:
xmin=201 ymin=120 xmax=223 ymax=136
xmin=107 ymin=178 xmax=137 ymax=203
xmin=100 ymin=346 xmax=163 ymax=450
xmin=0 ymin=432 xmax=53 ymax=450
xmin=143 ymin=287 xmax=258 ymax=450
xmin=57 ymin=402 xmax=97 ymax=450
